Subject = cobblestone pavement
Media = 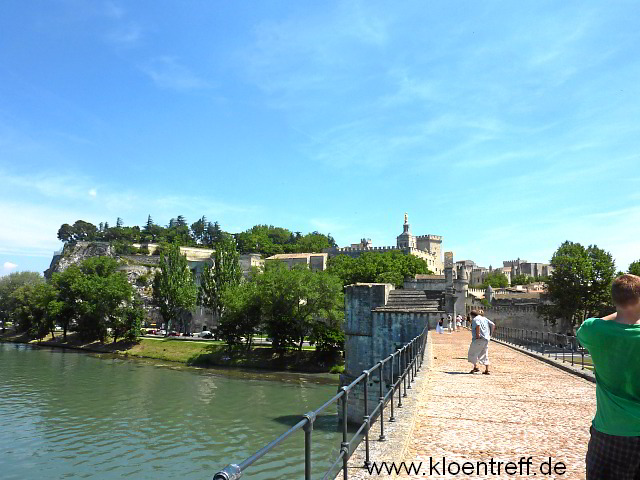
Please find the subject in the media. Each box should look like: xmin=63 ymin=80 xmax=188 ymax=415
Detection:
xmin=396 ymin=330 xmax=596 ymax=479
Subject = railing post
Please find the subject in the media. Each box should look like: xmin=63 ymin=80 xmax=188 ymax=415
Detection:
xmin=389 ymin=355 xmax=396 ymax=422
xmin=362 ymin=371 xmax=371 ymax=467
xmin=397 ymin=348 xmax=403 ymax=407
xmin=341 ymin=386 xmax=349 ymax=480
xmin=403 ymin=347 xmax=408 ymax=397
xmin=378 ymin=361 xmax=386 ymax=441
xmin=302 ymin=411 xmax=316 ymax=480
xmin=407 ymin=343 xmax=413 ymax=389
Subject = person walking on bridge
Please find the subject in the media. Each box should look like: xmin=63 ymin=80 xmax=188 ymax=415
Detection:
xmin=467 ymin=310 xmax=495 ymax=374
xmin=577 ymin=274 xmax=640 ymax=480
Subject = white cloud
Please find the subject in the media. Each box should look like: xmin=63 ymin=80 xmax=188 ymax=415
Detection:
xmin=3 ymin=262 xmax=17 ymax=270
xmin=89 ymin=188 xmax=97 ymax=197
xmin=141 ymin=57 xmax=210 ymax=91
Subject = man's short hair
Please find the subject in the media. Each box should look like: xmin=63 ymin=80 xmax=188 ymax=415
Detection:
xmin=612 ymin=274 xmax=640 ymax=306
xmin=470 ymin=310 xmax=479 ymax=317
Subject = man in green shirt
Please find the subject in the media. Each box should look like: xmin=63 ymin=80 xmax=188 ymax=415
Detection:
xmin=577 ymin=274 xmax=640 ymax=479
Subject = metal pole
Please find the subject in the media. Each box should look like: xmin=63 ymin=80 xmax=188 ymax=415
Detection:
xmin=341 ymin=387 xmax=349 ymax=480
xmin=303 ymin=412 xmax=315 ymax=480
xmin=378 ymin=361 xmax=386 ymax=441
xmin=363 ymin=372 xmax=370 ymax=467
xmin=397 ymin=348 xmax=403 ymax=407
xmin=403 ymin=347 xmax=408 ymax=397
xmin=407 ymin=344 xmax=412 ymax=390
xmin=389 ymin=355 xmax=395 ymax=422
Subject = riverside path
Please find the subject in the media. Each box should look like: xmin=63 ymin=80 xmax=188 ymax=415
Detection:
xmin=395 ymin=329 xmax=597 ymax=479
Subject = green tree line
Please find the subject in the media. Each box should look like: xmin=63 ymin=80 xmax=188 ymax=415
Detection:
xmin=57 ymin=217 xmax=337 ymax=256
xmin=0 ymin=258 xmax=143 ymax=343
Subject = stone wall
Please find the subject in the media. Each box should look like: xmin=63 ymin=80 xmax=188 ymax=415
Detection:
xmin=468 ymin=298 xmax=571 ymax=334
xmin=340 ymin=283 xmax=432 ymax=423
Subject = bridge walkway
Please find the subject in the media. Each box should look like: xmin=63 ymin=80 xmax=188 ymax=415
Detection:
xmin=397 ymin=330 xmax=596 ymax=479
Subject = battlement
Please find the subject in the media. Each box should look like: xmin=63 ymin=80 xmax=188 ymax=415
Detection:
xmin=503 ymin=259 xmax=527 ymax=267
xmin=415 ymin=234 xmax=442 ymax=241
xmin=332 ymin=245 xmax=401 ymax=253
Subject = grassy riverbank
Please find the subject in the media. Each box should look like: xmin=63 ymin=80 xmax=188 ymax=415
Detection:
xmin=0 ymin=331 xmax=344 ymax=374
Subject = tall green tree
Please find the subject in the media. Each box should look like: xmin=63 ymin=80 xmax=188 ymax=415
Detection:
xmin=49 ymin=266 xmax=85 ymax=340
xmin=153 ymin=243 xmax=198 ymax=333
xmin=74 ymin=257 xmax=139 ymax=342
xmin=545 ymin=241 xmax=616 ymax=329
xmin=219 ymin=279 xmax=262 ymax=349
xmin=629 ymin=260 xmax=640 ymax=276
xmin=0 ymin=271 xmax=44 ymax=326
xmin=199 ymin=235 xmax=243 ymax=322
xmin=257 ymin=262 xmax=344 ymax=351
xmin=10 ymin=282 xmax=58 ymax=340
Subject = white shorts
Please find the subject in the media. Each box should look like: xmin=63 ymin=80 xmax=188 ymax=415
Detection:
xmin=468 ymin=338 xmax=490 ymax=366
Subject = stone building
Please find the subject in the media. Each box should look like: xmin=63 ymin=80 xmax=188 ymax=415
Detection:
xmin=324 ymin=213 xmax=444 ymax=274
xmin=265 ymin=252 xmax=328 ymax=272
xmin=504 ymin=258 xmax=554 ymax=279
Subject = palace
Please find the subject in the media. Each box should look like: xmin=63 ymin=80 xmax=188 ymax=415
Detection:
xmin=323 ymin=213 xmax=444 ymax=274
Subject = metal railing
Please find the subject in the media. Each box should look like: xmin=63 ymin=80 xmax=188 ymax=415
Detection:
xmin=494 ymin=326 xmax=593 ymax=372
xmin=213 ymin=325 xmax=429 ymax=480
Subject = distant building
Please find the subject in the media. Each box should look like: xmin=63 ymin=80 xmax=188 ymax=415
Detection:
xmin=265 ymin=252 xmax=328 ymax=272
xmin=504 ymin=258 xmax=554 ymax=280
xmin=324 ymin=213 xmax=444 ymax=274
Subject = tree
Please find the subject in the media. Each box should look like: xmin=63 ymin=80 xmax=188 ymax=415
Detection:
xmin=481 ymin=271 xmax=509 ymax=289
xmin=50 ymin=266 xmax=84 ymax=340
xmin=74 ymin=257 xmax=137 ymax=342
xmin=585 ymin=245 xmax=616 ymax=318
xmin=57 ymin=223 xmax=75 ymax=243
xmin=544 ymin=241 xmax=616 ymax=329
xmin=153 ymin=243 xmax=198 ymax=333
xmin=0 ymin=271 xmax=45 ymax=326
xmin=176 ymin=215 xmax=187 ymax=227
xmin=10 ymin=282 xmax=58 ymax=340
xmin=219 ymin=280 xmax=262 ymax=349
xmin=511 ymin=274 xmax=533 ymax=285
xmin=257 ymin=262 xmax=344 ymax=351
xmin=116 ymin=217 xmax=124 ymax=228
xmin=199 ymin=235 xmax=243 ymax=322
xmin=629 ymin=260 xmax=640 ymax=277
xmin=191 ymin=216 xmax=207 ymax=244
xmin=326 ymin=251 xmax=433 ymax=288
xmin=108 ymin=298 xmax=144 ymax=343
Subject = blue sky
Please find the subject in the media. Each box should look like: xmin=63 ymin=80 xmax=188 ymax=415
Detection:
xmin=1 ymin=0 xmax=639 ymax=276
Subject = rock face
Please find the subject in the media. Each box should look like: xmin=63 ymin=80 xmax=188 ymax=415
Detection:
xmin=45 ymin=241 xmax=163 ymax=326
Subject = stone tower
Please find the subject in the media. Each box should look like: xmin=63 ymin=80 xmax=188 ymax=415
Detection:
xmin=454 ymin=262 xmax=469 ymax=319
xmin=396 ymin=212 xmax=416 ymax=249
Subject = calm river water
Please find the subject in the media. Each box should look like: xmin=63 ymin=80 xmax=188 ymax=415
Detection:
xmin=0 ymin=342 xmax=343 ymax=479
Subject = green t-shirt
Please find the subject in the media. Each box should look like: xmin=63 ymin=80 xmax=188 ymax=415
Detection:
xmin=577 ymin=317 xmax=640 ymax=436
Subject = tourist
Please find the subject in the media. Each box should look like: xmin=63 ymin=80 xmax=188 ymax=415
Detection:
xmin=466 ymin=313 xmax=471 ymax=328
xmin=447 ymin=314 xmax=453 ymax=333
xmin=577 ymin=274 xmax=640 ymax=479
xmin=436 ymin=318 xmax=444 ymax=334
xmin=467 ymin=310 xmax=495 ymax=374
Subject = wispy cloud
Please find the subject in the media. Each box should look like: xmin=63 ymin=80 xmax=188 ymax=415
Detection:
xmin=141 ymin=57 xmax=210 ymax=91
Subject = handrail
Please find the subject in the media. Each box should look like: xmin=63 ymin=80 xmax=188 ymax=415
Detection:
xmin=494 ymin=326 xmax=593 ymax=372
xmin=213 ymin=324 xmax=429 ymax=480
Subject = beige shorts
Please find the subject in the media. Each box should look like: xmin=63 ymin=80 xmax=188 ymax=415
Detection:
xmin=468 ymin=338 xmax=490 ymax=366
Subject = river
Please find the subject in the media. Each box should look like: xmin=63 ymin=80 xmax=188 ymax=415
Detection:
xmin=0 ymin=342 xmax=343 ymax=479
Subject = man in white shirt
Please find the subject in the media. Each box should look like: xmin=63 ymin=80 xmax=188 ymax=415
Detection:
xmin=468 ymin=310 xmax=495 ymax=374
